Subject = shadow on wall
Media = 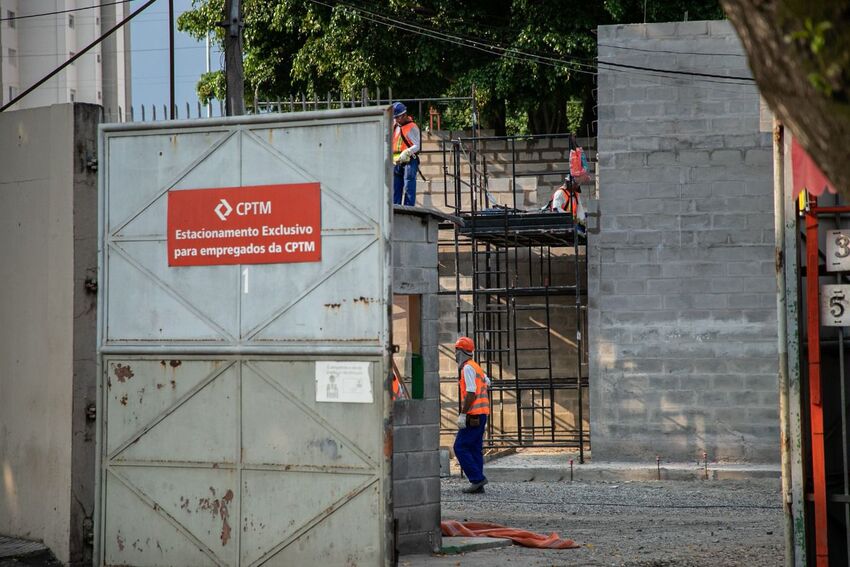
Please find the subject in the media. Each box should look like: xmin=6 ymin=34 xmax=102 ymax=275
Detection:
xmin=593 ymin=314 xmax=778 ymax=463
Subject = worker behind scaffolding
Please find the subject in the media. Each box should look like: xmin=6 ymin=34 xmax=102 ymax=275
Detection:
xmin=542 ymin=142 xmax=590 ymax=231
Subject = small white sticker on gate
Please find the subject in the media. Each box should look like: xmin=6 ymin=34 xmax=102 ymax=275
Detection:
xmin=316 ymin=361 xmax=373 ymax=403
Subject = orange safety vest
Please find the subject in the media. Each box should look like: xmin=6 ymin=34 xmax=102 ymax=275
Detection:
xmin=392 ymin=120 xmax=418 ymax=162
xmin=552 ymin=187 xmax=580 ymax=216
xmin=458 ymin=360 xmax=490 ymax=416
xmin=392 ymin=372 xmax=401 ymax=400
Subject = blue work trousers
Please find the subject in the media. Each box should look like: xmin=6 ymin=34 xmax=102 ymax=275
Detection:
xmin=393 ymin=158 xmax=419 ymax=206
xmin=454 ymin=414 xmax=488 ymax=483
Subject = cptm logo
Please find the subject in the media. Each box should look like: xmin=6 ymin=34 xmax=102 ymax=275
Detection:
xmin=214 ymin=199 xmax=233 ymax=221
xmin=214 ymin=198 xmax=272 ymax=221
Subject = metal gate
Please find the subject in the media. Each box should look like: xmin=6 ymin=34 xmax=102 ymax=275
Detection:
xmin=798 ymin=191 xmax=850 ymax=566
xmin=96 ymin=109 xmax=392 ymax=566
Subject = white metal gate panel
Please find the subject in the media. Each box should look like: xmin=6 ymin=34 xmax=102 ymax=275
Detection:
xmin=97 ymin=110 xmax=392 ymax=566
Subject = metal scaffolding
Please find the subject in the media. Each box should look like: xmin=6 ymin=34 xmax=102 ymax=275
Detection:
xmin=439 ymin=133 xmax=589 ymax=460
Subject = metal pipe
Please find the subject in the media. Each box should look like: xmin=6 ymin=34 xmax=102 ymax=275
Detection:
xmin=773 ymin=120 xmax=795 ymax=567
xmin=805 ymin=200 xmax=829 ymax=566
xmin=840 ymin=325 xmax=850 ymax=559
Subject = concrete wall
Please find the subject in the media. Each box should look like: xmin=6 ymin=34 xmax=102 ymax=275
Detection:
xmin=0 ymin=103 xmax=99 ymax=564
xmin=391 ymin=209 xmax=441 ymax=554
xmin=416 ymin=132 xmax=596 ymax=213
xmin=590 ymin=21 xmax=778 ymax=462
xmin=69 ymin=103 xmax=100 ymax=566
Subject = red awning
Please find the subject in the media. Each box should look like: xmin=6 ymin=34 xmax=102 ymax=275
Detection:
xmin=792 ymin=137 xmax=836 ymax=198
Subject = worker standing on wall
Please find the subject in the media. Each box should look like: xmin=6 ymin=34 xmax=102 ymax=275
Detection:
xmin=453 ymin=336 xmax=491 ymax=494
xmin=391 ymin=102 xmax=420 ymax=206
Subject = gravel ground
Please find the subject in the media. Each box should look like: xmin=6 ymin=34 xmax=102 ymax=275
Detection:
xmin=403 ymin=477 xmax=784 ymax=567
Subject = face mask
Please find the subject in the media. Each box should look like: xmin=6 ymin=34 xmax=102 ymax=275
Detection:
xmin=456 ymin=351 xmax=470 ymax=365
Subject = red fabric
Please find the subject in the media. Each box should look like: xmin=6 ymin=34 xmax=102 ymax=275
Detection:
xmin=792 ymin=137 xmax=836 ymax=198
xmin=441 ymin=520 xmax=580 ymax=549
xmin=569 ymin=148 xmax=591 ymax=184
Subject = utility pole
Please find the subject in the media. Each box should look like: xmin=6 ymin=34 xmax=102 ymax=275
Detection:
xmin=205 ymin=32 xmax=212 ymax=117
xmin=168 ymin=0 xmax=175 ymax=119
xmin=224 ymin=0 xmax=244 ymax=116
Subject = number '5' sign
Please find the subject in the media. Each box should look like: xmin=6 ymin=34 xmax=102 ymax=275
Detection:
xmin=822 ymin=285 xmax=850 ymax=327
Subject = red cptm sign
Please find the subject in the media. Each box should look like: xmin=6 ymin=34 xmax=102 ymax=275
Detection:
xmin=167 ymin=183 xmax=321 ymax=267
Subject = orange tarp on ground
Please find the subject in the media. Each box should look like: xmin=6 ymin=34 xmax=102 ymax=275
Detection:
xmin=440 ymin=520 xmax=580 ymax=549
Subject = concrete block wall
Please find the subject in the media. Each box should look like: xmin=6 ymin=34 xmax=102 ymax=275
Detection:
xmin=391 ymin=209 xmax=442 ymax=554
xmin=415 ymin=133 xmax=596 ymax=213
xmin=0 ymin=103 xmax=100 ymax=564
xmin=590 ymin=21 xmax=778 ymax=462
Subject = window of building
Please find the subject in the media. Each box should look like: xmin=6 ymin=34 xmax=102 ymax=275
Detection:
xmin=7 ymin=11 xmax=15 ymax=28
xmin=96 ymin=53 xmax=101 ymax=63
xmin=8 ymin=48 xmax=16 ymax=66
xmin=69 ymin=51 xmax=75 ymax=64
xmin=70 ymin=89 xmax=76 ymax=102
xmin=68 ymin=14 xmax=74 ymax=28
xmin=97 ymin=91 xmax=102 ymax=100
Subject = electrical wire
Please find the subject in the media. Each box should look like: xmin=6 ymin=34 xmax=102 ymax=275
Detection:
xmin=0 ymin=45 xmax=208 ymax=59
xmin=321 ymin=0 xmax=757 ymax=99
xmin=309 ymin=0 xmax=755 ymax=84
xmin=341 ymin=3 xmax=755 ymax=98
xmin=598 ymin=42 xmax=747 ymax=57
xmin=0 ymin=0 xmax=133 ymax=23
xmin=1 ymin=0 xmax=159 ymax=112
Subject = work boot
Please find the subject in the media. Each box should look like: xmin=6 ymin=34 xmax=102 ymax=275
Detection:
xmin=462 ymin=479 xmax=488 ymax=493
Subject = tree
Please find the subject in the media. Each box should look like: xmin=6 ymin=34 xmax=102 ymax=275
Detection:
xmin=721 ymin=0 xmax=850 ymax=197
xmin=178 ymin=0 xmax=722 ymax=134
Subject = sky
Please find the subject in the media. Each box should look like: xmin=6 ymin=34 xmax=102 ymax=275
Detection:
xmin=128 ymin=0 xmax=224 ymax=117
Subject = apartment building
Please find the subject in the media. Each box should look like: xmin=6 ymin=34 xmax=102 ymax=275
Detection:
xmin=0 ymin=0 xmax=131 ymax=115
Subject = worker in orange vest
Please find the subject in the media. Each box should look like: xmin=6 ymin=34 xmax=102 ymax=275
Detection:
xmin=391 ymin=102 xmax=420 ymax=206
xmin=546 ymin=181 xmax=584 ymax=220
xmin=390 ymin=359 xmax=408 ymax=401
xmin=453 ymin=336 xmax=491 ymax=494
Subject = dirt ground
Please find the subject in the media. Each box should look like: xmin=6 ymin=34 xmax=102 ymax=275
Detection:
xmin=403 ymin=477 xmax=784 ymax=567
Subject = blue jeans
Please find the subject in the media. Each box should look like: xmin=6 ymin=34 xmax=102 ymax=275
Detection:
xmin=454 ymin=414 xmax=487 ymax=483
xmin=393 ymin=158 xmax=419 ymax=206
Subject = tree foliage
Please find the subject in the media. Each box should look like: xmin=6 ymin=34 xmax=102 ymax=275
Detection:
xmin=178 ymin=0 xmax=722 ymax=134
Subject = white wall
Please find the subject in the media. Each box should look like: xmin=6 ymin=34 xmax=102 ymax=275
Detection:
xmin=0 ymin=103 xmax=75 ymax=562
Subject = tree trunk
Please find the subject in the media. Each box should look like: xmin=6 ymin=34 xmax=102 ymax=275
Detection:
xmin=529 ymin=92 xmax=568 ymax=134
xmin=721 ymin=0 xmax=850 ymax=198
xmin=482 ymin=98 xmax=507 ymax=137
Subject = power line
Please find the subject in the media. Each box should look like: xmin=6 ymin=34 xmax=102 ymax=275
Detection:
xmin=1 ymin=0 xmax=159 ymax=112
xmin=310 ymin=0 xmax=755 ymax=87
xmin=0 ymin=0 xmax=133 ymax=23
xmin=0 ymin=45 xmax=209 ymax=59
xmin=599 ymin=59 xmax=752 ymax=81
xmin=598 ymin=42 xmax=747 ymax=57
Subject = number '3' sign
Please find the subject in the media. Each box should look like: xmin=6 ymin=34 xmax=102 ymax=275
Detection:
xmin=827 ymin=230 xmax=850 ymax=272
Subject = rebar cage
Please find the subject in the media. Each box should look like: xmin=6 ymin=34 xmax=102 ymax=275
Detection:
xmin=438 ymin=133 xmax=590 ymax=460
